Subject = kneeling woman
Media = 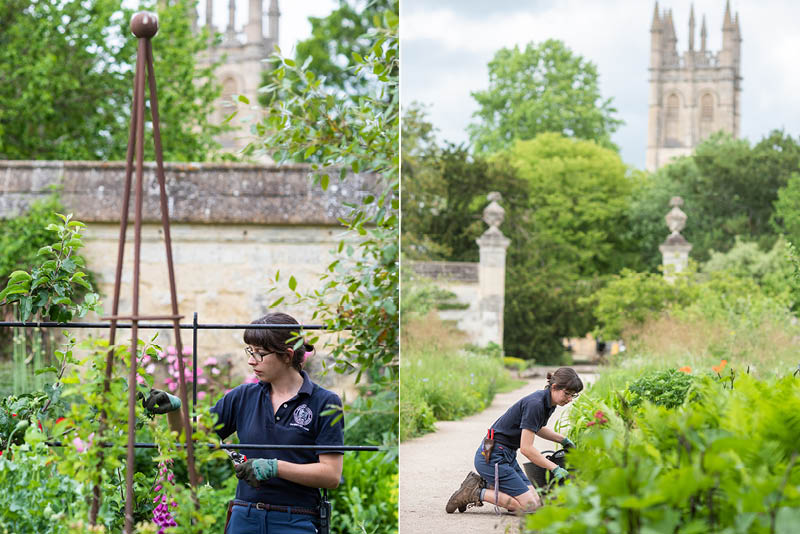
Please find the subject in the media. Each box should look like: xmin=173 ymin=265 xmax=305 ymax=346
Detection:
xmin=445 ymin=367 xmax=583 ymax=514
xmin=212 ymin=313 xmax=344 ymax=534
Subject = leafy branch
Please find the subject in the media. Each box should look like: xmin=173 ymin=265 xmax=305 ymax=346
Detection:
xmin=0 ymin=212 xmax=101 ymax=323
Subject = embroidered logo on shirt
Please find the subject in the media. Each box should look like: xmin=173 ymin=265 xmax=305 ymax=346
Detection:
xmin=290 ymin=404 xmax=313 ymax=430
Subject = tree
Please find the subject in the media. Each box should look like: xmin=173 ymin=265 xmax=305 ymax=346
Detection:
xmin=468 ymin=39 xmax=622 ymax=155
xmin=503 ymin=133 xmax=638 ymax=277
xmin=401 ymin=105 xmax=532 ymax=262
xmin=628 ymin=131 xmax=800 ymax=266
xmin=0 ymin=0 xmax=223 ymax=161
xmin=774 ymin=173 xmax=800 ymax=247
xmin=624 ymin=157 xmax=696 ymax=272
xmin=260 ymin=0 xmax=398 ymax=106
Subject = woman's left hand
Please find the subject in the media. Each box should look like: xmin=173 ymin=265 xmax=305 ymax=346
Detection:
xmin=235 ymin=458 xmax=278 ymax=487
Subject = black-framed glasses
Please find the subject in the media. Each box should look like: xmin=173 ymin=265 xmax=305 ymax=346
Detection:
xmin=565 ymin=391 xmax=580 ymax=399
xmin=245 ymin=346 xmax=271 ymax=362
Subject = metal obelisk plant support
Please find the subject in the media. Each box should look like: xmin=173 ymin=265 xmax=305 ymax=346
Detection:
xmin=87 ymin=12 xmax=199 ymax=533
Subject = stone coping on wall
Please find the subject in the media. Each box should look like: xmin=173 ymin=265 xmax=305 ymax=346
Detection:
xmin=0 ymin=160 xmax=382 ymax=226
xmin=407 ymin=261 xmax=479 ymax=284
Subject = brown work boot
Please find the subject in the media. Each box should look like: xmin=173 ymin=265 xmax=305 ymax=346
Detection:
xmin=445 ymin=472 xmax=484 ymax=513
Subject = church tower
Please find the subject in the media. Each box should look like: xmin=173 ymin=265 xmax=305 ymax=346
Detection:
xmin=646 ymin=1 xmax=741 ymax=171
xmin=198 ymin=0 xmax=280 ymax=153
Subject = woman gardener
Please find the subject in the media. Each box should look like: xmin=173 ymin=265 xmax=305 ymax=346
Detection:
xmin=445 ymin=367 xmax=583 ymax=514
xmin=211 ymin=313 xmax=344 ymax=534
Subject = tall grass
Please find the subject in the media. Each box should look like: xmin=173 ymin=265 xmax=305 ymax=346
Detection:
xmin=593 ymin=295 xmax=800 ymax=399
xmin=400 ymin=313 xmax=518 ymax=441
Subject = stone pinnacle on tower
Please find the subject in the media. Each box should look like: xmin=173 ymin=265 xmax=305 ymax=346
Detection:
xmin=268 ymin=0 xmax=280 ymax=45
xmin=688 ymin=4 xmax=695 ymax=51
xmin=225 ymin=0 xmax=237 ymax=43
xmin=723 ymin=0 xmax=733 ymax=27
xmin=246 ymin=0 xmax=262 ymax=43
xmin=701 ymin=14 xmax=707 ymax=51
xmin=651 ymin=1 xmax=661 ymax=30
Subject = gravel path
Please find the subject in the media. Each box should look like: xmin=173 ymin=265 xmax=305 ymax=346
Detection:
xmin=399 ymin=370 xmax=595 ymax=534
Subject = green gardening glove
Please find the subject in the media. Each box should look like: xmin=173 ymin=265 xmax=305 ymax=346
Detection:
xmin=562 ymin=437 xmax=576 ymax=450
xmin=551 ymin=466 xmax=569 ymax=481
xmin=142 ymin=389 xmax=181 ymax=414
xmin=235 ymin=458 xmax=278 ymax=487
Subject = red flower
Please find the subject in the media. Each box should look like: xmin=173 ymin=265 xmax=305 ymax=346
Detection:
xmin=11 ymin=414 xmax=16 ymax=418
xmin=712 ymin=359 xmax=728 ymax=374
xmin=679 ymin=366 xmax=691 ymax=373
xmin=56 ymin=417 xmax=66 ymax=424
xmin=37 ymin=421 xmax=43 ymax=432
xmin=586 ymin=421 xmax=596 ymax=427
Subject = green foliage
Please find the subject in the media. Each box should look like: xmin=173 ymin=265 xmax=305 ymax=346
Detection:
xmin=502 ymin=356 xmax=530 ymax=373
xmin=624 ymin=158 xmax=695 ymax=272
xmin=703 ymin=237 xmax=796 ymax=309
xmin=255 ymin=4 xmax=399 ymax=460
xmin=504 ymin=133 xmax=637 ymax=277
xmin=0 ymin=195 xmax=66 ymax=286
xmin=331 ymin=451 xmax=398 ymax=534
xmin=400 ymin=276 xmax=468 ymax=322
xmin=0 ymin=0 xmax=224 ymax=161
xmin=626 ymin=368 xmax=695 ymax=409
xmin=630 ymin=131 xmax=800 ymax=266
xmin=344 ymin=385 xmax=398 ymax=448
xmin=468 ymin=39 xmax=622 ymax=155
xmin=496 ymin=133 xmax=639 ymax=362
xmin=262 ymin=0 xmax=398 ymax=104
xmin=585 ymin=268 xmax=693 ymax=339
xmin=773 ymin=172 xmax=800 ymax=247
xmin=531 ymin=372 xmax=800 ymax=533
xmin=0 ymin=441 xmax=83 ymax=533
xmin=400 ymin=315 xmax=516 ymax=441
xmin=0 ymin=213 xmax=100 ymax=323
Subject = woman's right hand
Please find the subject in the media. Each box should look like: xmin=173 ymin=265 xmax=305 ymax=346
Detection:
xmin=235 ymin=458 xmax=278 ymax=487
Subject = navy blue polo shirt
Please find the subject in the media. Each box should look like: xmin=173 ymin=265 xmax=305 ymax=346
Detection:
xmin=211 ymin=370 xmax=344 ymax=508
xmin=489 ymin=388 xmax=555 ymax=450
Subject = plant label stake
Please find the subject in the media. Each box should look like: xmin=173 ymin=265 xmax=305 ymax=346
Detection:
xmin=89 ymin=12 xmax=199 ymax=534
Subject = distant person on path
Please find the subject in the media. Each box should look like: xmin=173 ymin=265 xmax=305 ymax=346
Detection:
xmin=445 ymin=367 xmax=583 ymax=514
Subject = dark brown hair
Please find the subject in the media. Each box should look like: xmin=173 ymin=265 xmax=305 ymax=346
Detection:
xmin=546 ymin=367 xmax=583 ymax=393
xmin=243 ymin=312 xmax=314 ymax=373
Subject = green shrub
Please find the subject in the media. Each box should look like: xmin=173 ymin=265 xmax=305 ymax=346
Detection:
xmin=531 ymin=372 xmax=800 ymax=533
xmin=582 ymin=267 xmax=693 ymax=339
xmin=626 ymin=368 xmax=695 ymax=409
xmin=0 ymin=441 xmax=83 ymax=533
xmin=502 ymin=356 xmax=529 ymax=373
xmin=331 ymin=451 xmax=398 ymax=534
xmin=401 ymin=345 xmax=515 ymax=440
xmin=398 ymin=380 xmax=435 ymax=441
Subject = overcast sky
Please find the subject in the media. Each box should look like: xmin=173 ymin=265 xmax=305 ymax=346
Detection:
xmin=196 ymin=0 xmax=338 ymax=54
xmin=401 ymin=0 xmax=800 ymax=170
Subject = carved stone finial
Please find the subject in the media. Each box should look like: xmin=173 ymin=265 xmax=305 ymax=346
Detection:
xmin=665 ymin=196 xmax=687 ymax=234
xmin=482 ymin=192 xmax=505 ymax=230
xmin=130 ymin=12 xmax=159 ymax=38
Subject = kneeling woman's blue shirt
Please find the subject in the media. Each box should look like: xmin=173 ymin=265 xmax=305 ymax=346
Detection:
xmin=211 ymin=371 xmax=344 ymax=508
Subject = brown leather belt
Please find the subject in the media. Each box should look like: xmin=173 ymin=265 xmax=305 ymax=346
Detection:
xmin=231 ymin=499 xmax=319 ymax=517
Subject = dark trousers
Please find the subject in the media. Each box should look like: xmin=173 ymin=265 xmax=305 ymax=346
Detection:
xmin=225 ymin=502 xmax=318 ymax=534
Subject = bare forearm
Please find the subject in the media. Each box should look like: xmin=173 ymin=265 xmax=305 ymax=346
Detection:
xmin=535 ymin=427 xmax=564 ymax=444
xmin=520 ymin=446 xmax=558 ymax=471
xmin=276 ymin=460 xmax=341 ymax=489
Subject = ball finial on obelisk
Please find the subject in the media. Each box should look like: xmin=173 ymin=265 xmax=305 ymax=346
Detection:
xmin=130 ymin=11 xmax=159 ymax=38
